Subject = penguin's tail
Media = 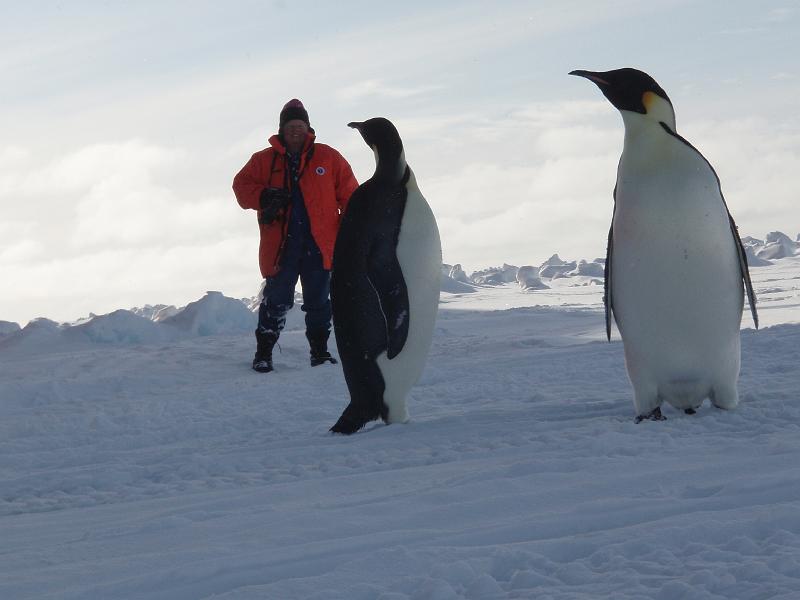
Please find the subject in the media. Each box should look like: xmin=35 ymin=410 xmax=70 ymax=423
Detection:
xmin=661 ymin=378 xmax=710 ymax=410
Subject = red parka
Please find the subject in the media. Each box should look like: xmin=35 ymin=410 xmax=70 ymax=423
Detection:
xmin=233 ymin=132 xmax=358 ymax=278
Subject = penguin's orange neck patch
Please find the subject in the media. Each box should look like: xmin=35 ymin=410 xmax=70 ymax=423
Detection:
xmin=642 ymin=91 xmax=658 ymax=113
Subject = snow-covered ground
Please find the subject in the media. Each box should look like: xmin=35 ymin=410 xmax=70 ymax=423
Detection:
xmin=1 ymin=255 xmax=799 ymax=599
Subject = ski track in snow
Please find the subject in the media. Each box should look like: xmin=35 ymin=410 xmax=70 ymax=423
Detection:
xmin=1 ymin=258 xmax=799 ymax=599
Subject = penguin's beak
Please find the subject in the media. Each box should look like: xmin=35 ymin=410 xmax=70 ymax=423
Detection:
xmin=569 ymin=69 xmax=610 ymax=87
xmin=347 ymin=121 xmax=363 ymax=130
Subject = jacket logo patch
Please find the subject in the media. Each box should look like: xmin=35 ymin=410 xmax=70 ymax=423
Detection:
xmin=315 ymin=166 xmax=326 ymax=175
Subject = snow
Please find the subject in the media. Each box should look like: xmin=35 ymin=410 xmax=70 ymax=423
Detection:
xmin=537 ymin=254 xmax=577 ymax=280
xmin=745 ymin=246 xmax=773 ymax=267
xmin=757 ymin=232 xmax=800 ymax=260
xmin=1 ymin=251 xmax=799 ymax=598
xmin=159 ymin=291 xmax=256 ymax=337
xmin=0 ymin=320 xmax=21 ymax=337
xmin=470 ymin=264 xmax=520 ymax=286
xmin=567 ymin=259 xmax=605 ymax=279
xmin=516 ymin=266 xmax=550 ymax=291
xmin=441 ymin=265 xmax=477 ymax=294
xmin=131 ymin=304 xmax=180 ymax=322
xmin=445 ymin=264 xmax=471 ymax=284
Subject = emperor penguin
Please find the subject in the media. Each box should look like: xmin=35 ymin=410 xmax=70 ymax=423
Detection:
xmin=569 ymin=68 xmax=758 ymax=422
xmin=330 ymin=117 xmax=442 ymax=434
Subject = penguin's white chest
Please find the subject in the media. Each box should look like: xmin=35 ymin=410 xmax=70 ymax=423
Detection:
xmin=612 ymin=133 xmax=744 ymax=407
xmin=376 ymin=169 xmax=442 ymax=423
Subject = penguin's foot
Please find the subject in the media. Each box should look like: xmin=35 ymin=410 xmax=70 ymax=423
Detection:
xmin=329 ymin=405 xmax=381 ymax=435
xmin=684 ymin=408 xmax=697 ymax=415
xmin=634 ymin=406 xmax=666 ymax=424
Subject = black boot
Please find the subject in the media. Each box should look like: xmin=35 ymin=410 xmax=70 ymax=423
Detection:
xmin=252 ymin=330 xmax=278 ymax=373
xmin=306 ymin=329 xmax=338 ymax=367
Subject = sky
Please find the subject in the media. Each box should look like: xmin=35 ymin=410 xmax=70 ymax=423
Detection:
xmin=1 ymin=0 xmax=799 ymax=325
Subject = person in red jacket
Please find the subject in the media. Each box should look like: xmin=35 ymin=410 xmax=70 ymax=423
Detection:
xmin=233 ymin=99 xmax=358 ymax=373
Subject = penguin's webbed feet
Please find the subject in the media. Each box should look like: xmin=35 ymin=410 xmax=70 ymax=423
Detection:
xmin=634 ymin=406 xmax=666 ymax=424
xmin=329 ymin=405 xmax=381 ymax=435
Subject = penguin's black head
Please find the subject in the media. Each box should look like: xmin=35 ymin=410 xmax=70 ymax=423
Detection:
xmin=348 ymin=117 xmax=405 ymax=176
xmin=569 ymin=68 xmax=675 ymax=127
xmin=348 ymin=117 xmax=403 ymax=155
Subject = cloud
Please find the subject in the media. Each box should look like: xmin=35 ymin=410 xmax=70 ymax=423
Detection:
xmin=0 ymin=239 xmax=45 ymax=264
xmin=3 ymin=96 xmax=798 ymax=326
xmin=684 ymin=116 xmax=800 ymax=232
xmin=764 ymin=7 xmax=795 ymax=23
xmin=334 ymin=96 xmax=800 ymax=273
xmin=0 ymin=237 xmax=260 ymax=326
xmin=2 ymin=140 xmax=247 ymax=251
xmin=50 ymin=140 xmax=179 ymax=189
xmin=402 ymin=101 xmax=799 ymax=272
xmin=2 ymin=0 xmax=798 ymax=324
xmin=336 ymin=80 xmax=445 ymax=104
xmin=391 ymin=101 xmax=620 ymax=269
xmin=715 ymin=27 xmax=768 ymax=36
xmin=0 ymin=139 xmax=258 ymax=323
xmin=0 ymin=145 xmax=30 ymax=165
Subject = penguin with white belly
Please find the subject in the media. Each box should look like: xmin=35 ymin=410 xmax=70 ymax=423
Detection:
xmin=569 ymin=68 xmax=758 ymax=422
xmin=330 ymin=118 xmax=441 ymax=434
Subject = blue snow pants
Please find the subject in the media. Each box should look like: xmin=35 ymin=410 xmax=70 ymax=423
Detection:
xmin=256 ymin=246 xmax=332 ymax=336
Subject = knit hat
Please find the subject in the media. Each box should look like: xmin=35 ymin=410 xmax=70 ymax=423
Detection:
xmin=279 ymin=99 xmax=310 ymax=131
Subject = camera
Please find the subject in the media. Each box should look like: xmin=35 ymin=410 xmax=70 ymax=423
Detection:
xmin=259 ymin=187 xmax=292 ymax=224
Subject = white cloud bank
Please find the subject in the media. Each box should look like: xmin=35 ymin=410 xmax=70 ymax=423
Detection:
xmin=1 ymin=1 xmax=798 ymax=325
xmin=2 ymin=102 xmax=796 ymax=326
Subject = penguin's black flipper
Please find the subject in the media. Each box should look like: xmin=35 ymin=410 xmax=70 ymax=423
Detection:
xmin=604 ymin=184 xmax=617 ymax=341
xmin=604 ymin=223 xmax=614 ymax=341
xmin=727 ymin=212 xmax=759 ymax=329
xmin=364 ymin=181 xmax=410 ymax=360
xmin=367 ymin=249 xmax=410 ymax=360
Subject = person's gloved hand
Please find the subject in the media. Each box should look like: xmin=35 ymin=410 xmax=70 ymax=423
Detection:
xmin=259 ymin=187 xmax=291 ymax=224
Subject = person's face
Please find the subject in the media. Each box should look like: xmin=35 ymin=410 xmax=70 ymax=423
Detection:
xmin=282 ymin=119 xmax=309 ymax=150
